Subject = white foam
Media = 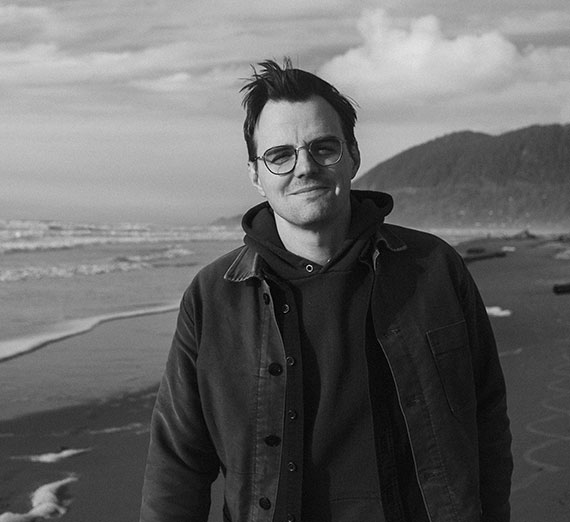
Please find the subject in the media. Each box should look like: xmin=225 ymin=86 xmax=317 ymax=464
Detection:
xmin=88 ymin=422 xmax=145 ymax=435
xmin=0 ymin=475 xmax=77 ymax=521
xmin=0 ymin=219 xmax=243 ymax=254
xmin=12 ymin=448 xmax=91 ymax=463
xmin=0 ymin=303 xmax=179 ymax=363
xmin=486 ymin=306 xmax=512 ymax=317
xmin=0 ymin=246 xmax=194 ymax=283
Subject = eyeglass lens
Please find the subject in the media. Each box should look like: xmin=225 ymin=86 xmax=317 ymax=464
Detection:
xmin=263 ymin=137 xmax=343 ymax=174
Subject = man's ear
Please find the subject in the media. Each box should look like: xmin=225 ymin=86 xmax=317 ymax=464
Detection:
xmin=248 ymin=161 xmax=267 ymax=198
xmin=349 ymin=142 xmax=361 ymax=180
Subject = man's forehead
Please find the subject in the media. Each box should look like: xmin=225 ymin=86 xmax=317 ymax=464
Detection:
xmin=254 ymin=96 xmax=343 ymax=146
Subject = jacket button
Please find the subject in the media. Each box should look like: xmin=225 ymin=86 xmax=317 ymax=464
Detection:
xmin=264 ymin=435 xmax=281 ymax=447
xmin=259 ymin=497 xmax=271 ymax=510
xmin=305 ymin=264 xmax=314 ymax=273
xmin=286 ymin=356 xmax=296 ymax=366
xmin=263 ymin=293 xmax=270 ymax=305
xmin=287 ymin=461 xmax=297 ymax=472
xmin=287 ymin=409 xmax=298 ymax=421
xmin=281 ymin=304 xmax=290 ymax=314
xmin=268 ymin=363 xmax=283 ymax=376
xmin=287 ymin=514 xmax=296 ymax=522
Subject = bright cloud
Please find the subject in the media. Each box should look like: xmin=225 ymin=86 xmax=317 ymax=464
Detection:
xmin=320 ymin=9 xmax=570 ymax=118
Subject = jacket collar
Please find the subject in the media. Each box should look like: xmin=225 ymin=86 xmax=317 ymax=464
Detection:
xmin=224 ymin=224 xmax=408 ymax=283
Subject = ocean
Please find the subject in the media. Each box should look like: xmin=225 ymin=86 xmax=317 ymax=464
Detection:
xmin=0 ymin=219 xmax=244 ymax=420
xmin=0 ymin=219 xmax=245 ymax=350
xmin=0 ymin=218 xmax=489 ymax=421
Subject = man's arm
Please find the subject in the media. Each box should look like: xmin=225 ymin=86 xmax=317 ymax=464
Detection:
xmin=140 ymin=294 xmax=220 ymax=522
xmin=461 ymin=267 xmax=513 ymax=522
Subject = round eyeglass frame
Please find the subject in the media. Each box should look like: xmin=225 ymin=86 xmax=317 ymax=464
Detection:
xmin=253 ymin=137 xmax=346 ymax=175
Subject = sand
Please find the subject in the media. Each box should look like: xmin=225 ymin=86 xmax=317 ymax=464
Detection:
xmin=1 ymin=235 xmax=569 ymax=521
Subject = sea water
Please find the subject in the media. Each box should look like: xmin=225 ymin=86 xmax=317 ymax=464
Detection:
xmin=0 ymin=219 xmax=243 ymax=420
xmin=0 ymin=219 xmax=243 ymax=352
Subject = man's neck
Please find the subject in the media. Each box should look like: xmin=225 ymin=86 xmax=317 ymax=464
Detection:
xmin=274 ymin=214 xmax=351 ymax=266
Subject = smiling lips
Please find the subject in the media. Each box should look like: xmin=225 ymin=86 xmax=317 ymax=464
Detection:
xmin=289 ymin=185 xmax=330 ymax=195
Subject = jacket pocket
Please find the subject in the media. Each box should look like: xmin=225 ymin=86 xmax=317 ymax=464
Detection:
xmin=427 ymin=320 xmax=476 ymax=418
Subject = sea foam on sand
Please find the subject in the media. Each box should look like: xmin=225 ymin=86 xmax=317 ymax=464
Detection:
xmin=0 ymin=476 xmax=77 ymax=522
xmin=486 ymin=306 xmax=512 ymax=317
xmin=11 ymin=448 xmax=91 ymax=463
xmin=0 ymin=303 xmax=178 ymax=363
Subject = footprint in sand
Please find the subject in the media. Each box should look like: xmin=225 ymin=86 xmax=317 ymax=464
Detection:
xmin=512 ymin=349 xmax=570 ymax=492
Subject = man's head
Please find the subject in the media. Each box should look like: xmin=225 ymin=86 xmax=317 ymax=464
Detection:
xmin=241 ymin=59 xmax=361 ymax=235
xmin=241 ymin=58 xmax=358 ymax=163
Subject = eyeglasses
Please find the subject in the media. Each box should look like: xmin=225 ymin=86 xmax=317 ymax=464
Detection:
xmin=254 ymin=137 xmax=346 ymax=175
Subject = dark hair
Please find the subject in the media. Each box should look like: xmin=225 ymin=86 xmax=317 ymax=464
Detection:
xmin=241 ymin=57 xmax=358 ymax=161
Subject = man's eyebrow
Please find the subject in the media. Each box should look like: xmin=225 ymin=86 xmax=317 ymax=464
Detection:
xmin=312 ymin=134 xmax=339 ymax=141
xmin=270 ymin=134 xmax=340 ymax=147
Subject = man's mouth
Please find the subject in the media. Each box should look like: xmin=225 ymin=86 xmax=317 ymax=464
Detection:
xmin=289 ymin=185 xmax=329 ymax=195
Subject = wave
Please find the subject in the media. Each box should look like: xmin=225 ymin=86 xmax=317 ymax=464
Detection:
xmin=0 ymin=246 xmax=194 ymax=283
xmin=0 ymin=219 xmax=243 ymax=254
xmin=0 ymin=303 xmax=179 ymax=363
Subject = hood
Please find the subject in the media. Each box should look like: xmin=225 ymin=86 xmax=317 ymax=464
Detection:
xmin=240 ymin=190 xmax=395 ymax=276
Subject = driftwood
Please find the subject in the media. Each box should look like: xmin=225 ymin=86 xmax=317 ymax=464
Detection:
xmin=553 ymin=283 xmax=570 ymax=295
xmin=463 ymin=251 xmax=507 ymax=263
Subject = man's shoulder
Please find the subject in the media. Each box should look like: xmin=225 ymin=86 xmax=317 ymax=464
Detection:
xmin=379 ymin=223 xmax=465 ymax=270
xmin=381 ymin=223 xmax=457 ymax=253
xmin=379 ymin=224 xmax=471 ymax=295
xmin=195 ymin=245 xmax=248 ymax=282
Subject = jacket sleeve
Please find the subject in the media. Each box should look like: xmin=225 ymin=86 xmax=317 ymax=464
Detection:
xmin=460 ymin=264 xmax=513 ymax=522
xmin=140 ymin=289 xmax=220 ymax=522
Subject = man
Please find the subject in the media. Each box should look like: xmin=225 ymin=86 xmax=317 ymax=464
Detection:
xmin=140 ymin=58 xmax=512 ymax=522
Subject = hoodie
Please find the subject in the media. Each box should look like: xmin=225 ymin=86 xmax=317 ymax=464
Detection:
xmin=241 ymin=191 xmax=394 ymax=521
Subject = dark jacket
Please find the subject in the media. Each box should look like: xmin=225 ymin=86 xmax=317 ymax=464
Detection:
xmin=140 ymin=193 xmax=512 ymax=522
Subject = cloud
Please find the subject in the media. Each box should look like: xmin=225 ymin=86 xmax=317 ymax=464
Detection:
xmin=319 ymin=9 xmax=570 ymax=122
xmin=0 ymin=4 xmax=53 ymax=44
xmin=133 ymin=72 xmax=193 ymax=92
xmin=0 ymin=41 xmax=203 ymax=85
xmin=499 ymin=9 xmax=570 ymax=36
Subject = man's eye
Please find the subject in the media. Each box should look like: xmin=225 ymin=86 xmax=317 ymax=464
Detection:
xmin=266 ymin=148 xmax=294 ymax=164
xmin=312 ymin=140 xmax=338 ymax=156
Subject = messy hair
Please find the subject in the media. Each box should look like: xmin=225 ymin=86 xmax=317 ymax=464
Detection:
xmin=241 ymin=57 xmax=358 ymax=161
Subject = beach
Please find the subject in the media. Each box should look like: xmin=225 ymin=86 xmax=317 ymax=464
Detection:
xmin=1 ymin=227 xmax=569 ymax=521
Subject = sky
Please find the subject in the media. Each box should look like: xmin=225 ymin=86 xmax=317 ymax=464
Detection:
xmin=1 ymin=0 xmax=569 ymax=225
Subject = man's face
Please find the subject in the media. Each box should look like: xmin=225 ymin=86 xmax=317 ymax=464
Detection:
xmin=248 ymin=96 xmax=360 ymax=233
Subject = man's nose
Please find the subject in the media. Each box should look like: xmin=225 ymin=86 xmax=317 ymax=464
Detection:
xmin=293 ymin=147 xmax=318 ymax=177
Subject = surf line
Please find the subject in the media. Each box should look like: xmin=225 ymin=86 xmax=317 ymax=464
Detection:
xmin=0 ymin=302 xmax=179 ymax=364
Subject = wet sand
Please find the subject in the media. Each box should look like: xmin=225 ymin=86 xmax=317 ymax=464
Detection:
xmin=1 ymin=234 xmax=569 ymax=521
xmin=461 ymin=235 xmax=570 ymax=520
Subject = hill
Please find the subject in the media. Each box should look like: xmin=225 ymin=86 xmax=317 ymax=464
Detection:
xmin=354 ymin=124 xmax=570 ymax=229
